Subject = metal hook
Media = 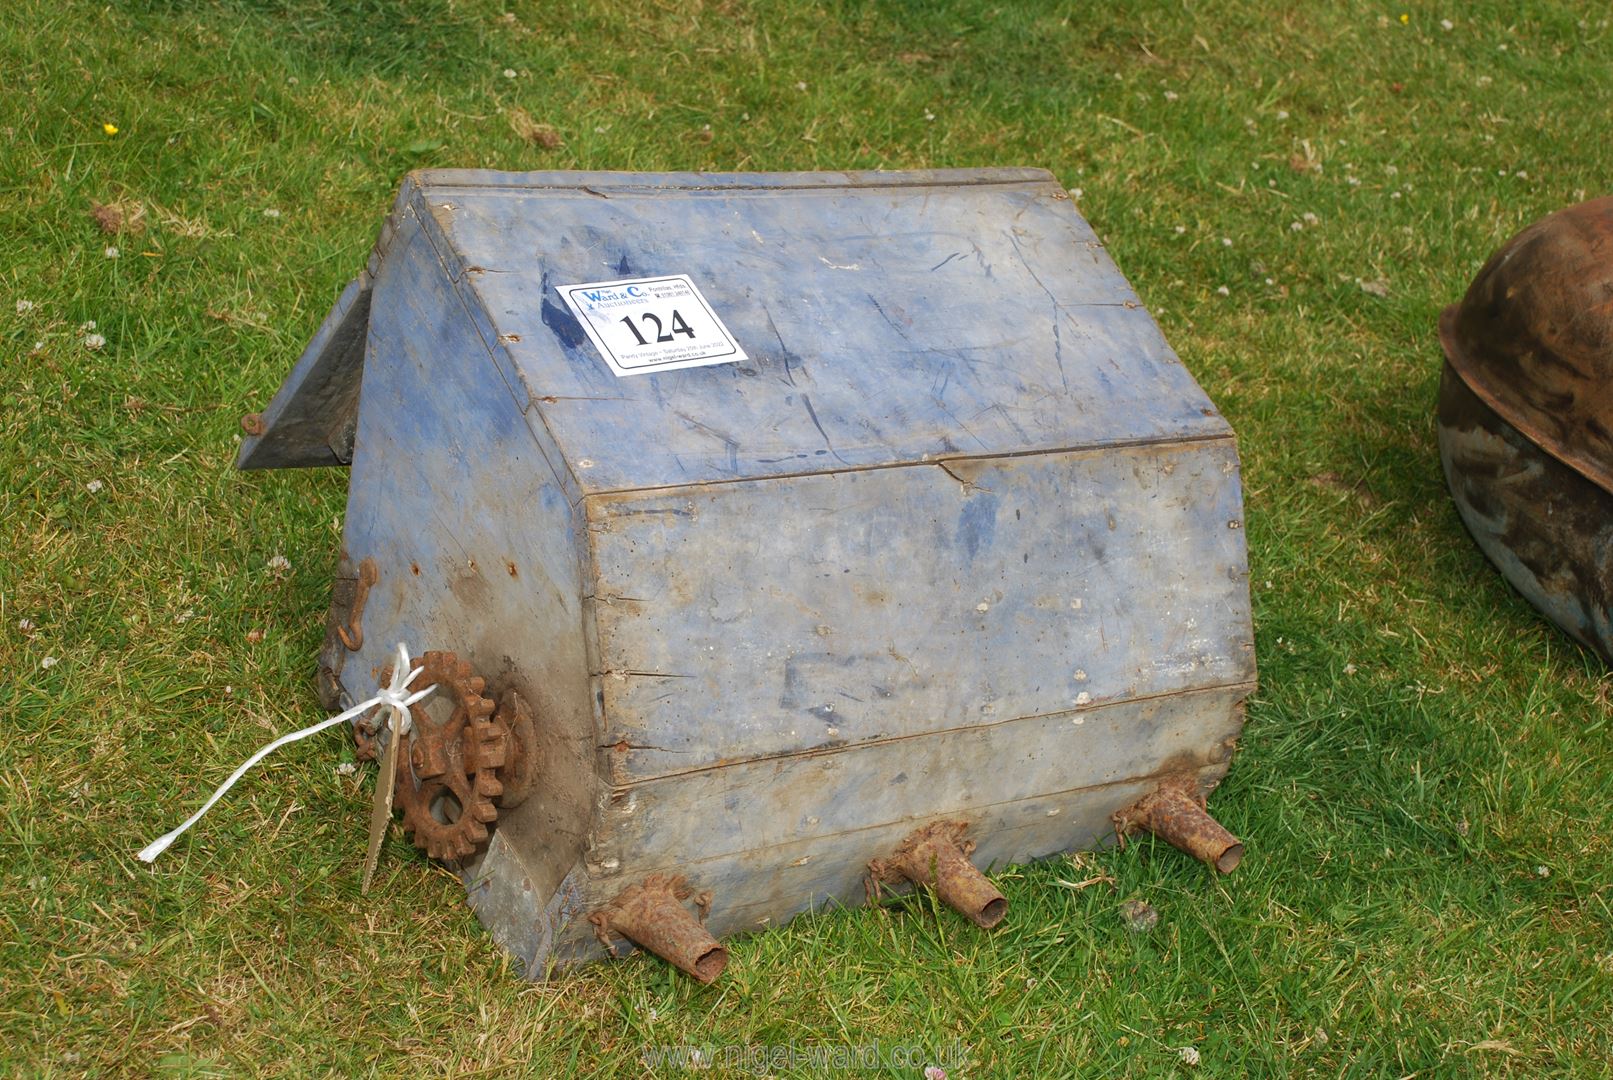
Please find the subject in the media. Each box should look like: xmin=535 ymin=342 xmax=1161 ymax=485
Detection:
xmin=337 ymin=557 xmax=380 ymax=651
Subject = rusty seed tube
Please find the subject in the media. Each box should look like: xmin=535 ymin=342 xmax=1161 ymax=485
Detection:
xmin=1126 ymin=785 xmax=1243 ymax=873
xmin=874 ymin=822 xmax=1008 ymax=929
xmin=590 ymin=874 xmax=728 ymax=984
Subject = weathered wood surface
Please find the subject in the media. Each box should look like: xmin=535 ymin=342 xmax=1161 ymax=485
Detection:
xmin=467 ymin=759 xmax=1233 ymax=973
xmin=589 ymin=439 xmax=1253 ymax=781
xmin=338 ymin=205 xmax=599 ymax=921
xmin=244 ymin=168 xmax=1256 ymax=978
xmin=236 ymin=275 xmax=371 ymax=469
xmin=408 ymin=168 xmax=1229 ymax=495
xmin=239 ymin=178 xmax=416 ymax=470
xmin=594 ymin=683 xmax=1247 ymax=872
xmin=640 ymin=765 xmax=1233 ymax=948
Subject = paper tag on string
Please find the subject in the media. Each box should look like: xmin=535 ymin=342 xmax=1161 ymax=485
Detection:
xmin=362 ymin=707 xmax=402 ymax=895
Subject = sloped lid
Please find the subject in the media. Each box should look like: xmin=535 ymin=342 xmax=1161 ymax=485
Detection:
xmin=1439 ymin=196 xmax=1613 ymax=495
xmin=409 ymin=169 xmax=1228 ymax=494
xmin=244 ymin=169 xmax=1233 ymax=492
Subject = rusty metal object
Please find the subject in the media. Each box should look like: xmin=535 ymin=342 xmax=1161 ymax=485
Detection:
xmin=383 ymin=650 xmax=507 ymax=862
xmin=588 ymin=874 xmax=727 ymax=983
xmin=491 ymin=689 xmax=538 ymax=809
xmin=1113 ymin=778 xmax=1243 ymax=873
xmin=1438 ymin=364 xmax=1613 ymax=663
xmin=1438 ymin=196 xmax=1613 ymax=494
xmin=867 ymin=821 xmax=1008 ymax=929
xmin=335 ymin=557 xmax=379 ymax=652
xmin=354 ymin=653 xmax=539 ymax=829
xmin=1438 ymin=197 xmax=1613 ymax=664
xmin=240 ymin=411 xmax=267 ymax=437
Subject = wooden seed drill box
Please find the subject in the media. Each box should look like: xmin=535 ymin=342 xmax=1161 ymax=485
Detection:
xmin=240 ymin=169 xmax=1256 ymax=981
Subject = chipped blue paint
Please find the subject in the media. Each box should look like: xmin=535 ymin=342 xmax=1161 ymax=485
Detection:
xmin=242 ymin=169 xmax=1256 ymax=978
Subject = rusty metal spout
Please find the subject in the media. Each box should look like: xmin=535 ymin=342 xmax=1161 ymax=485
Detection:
xmin=589 ymin=874 xmax=728 ymax=983
xmin=869 ymin=821 xmax=1008 ymax=929
xmin=1114 ymin=780 xmax=1243 ymax=873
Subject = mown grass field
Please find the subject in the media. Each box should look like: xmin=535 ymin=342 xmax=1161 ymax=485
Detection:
xmin=4 ymin=1 xmax=1612 ymax=1075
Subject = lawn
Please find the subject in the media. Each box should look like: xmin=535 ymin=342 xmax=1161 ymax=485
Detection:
xmin=3 ymin=0 xmax=1612 ymax=1075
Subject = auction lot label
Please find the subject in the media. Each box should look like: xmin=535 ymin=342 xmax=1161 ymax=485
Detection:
xmin=556 ymin=275 xmax=748 ymax=377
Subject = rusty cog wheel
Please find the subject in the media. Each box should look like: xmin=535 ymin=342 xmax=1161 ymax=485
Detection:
xmin=391 ymin=650 xmax=508 ymax=862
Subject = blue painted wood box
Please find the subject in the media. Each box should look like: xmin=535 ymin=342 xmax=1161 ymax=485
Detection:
xmin=240 ymin=168 xmax=1256 ymax=980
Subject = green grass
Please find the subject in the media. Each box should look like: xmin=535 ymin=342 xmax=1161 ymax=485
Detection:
xmin=4 ymin=0 xmax=1612 ymax=1075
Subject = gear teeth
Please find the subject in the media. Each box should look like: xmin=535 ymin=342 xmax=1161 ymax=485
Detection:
xmin=477 ymin=730 xmax=509 ymax=769
xmin=391 ymin=648 xmax=503 ymax=867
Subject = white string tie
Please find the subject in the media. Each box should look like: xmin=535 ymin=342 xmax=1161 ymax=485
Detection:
xmin=138 ymin=642 xmax=435 ymax=864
